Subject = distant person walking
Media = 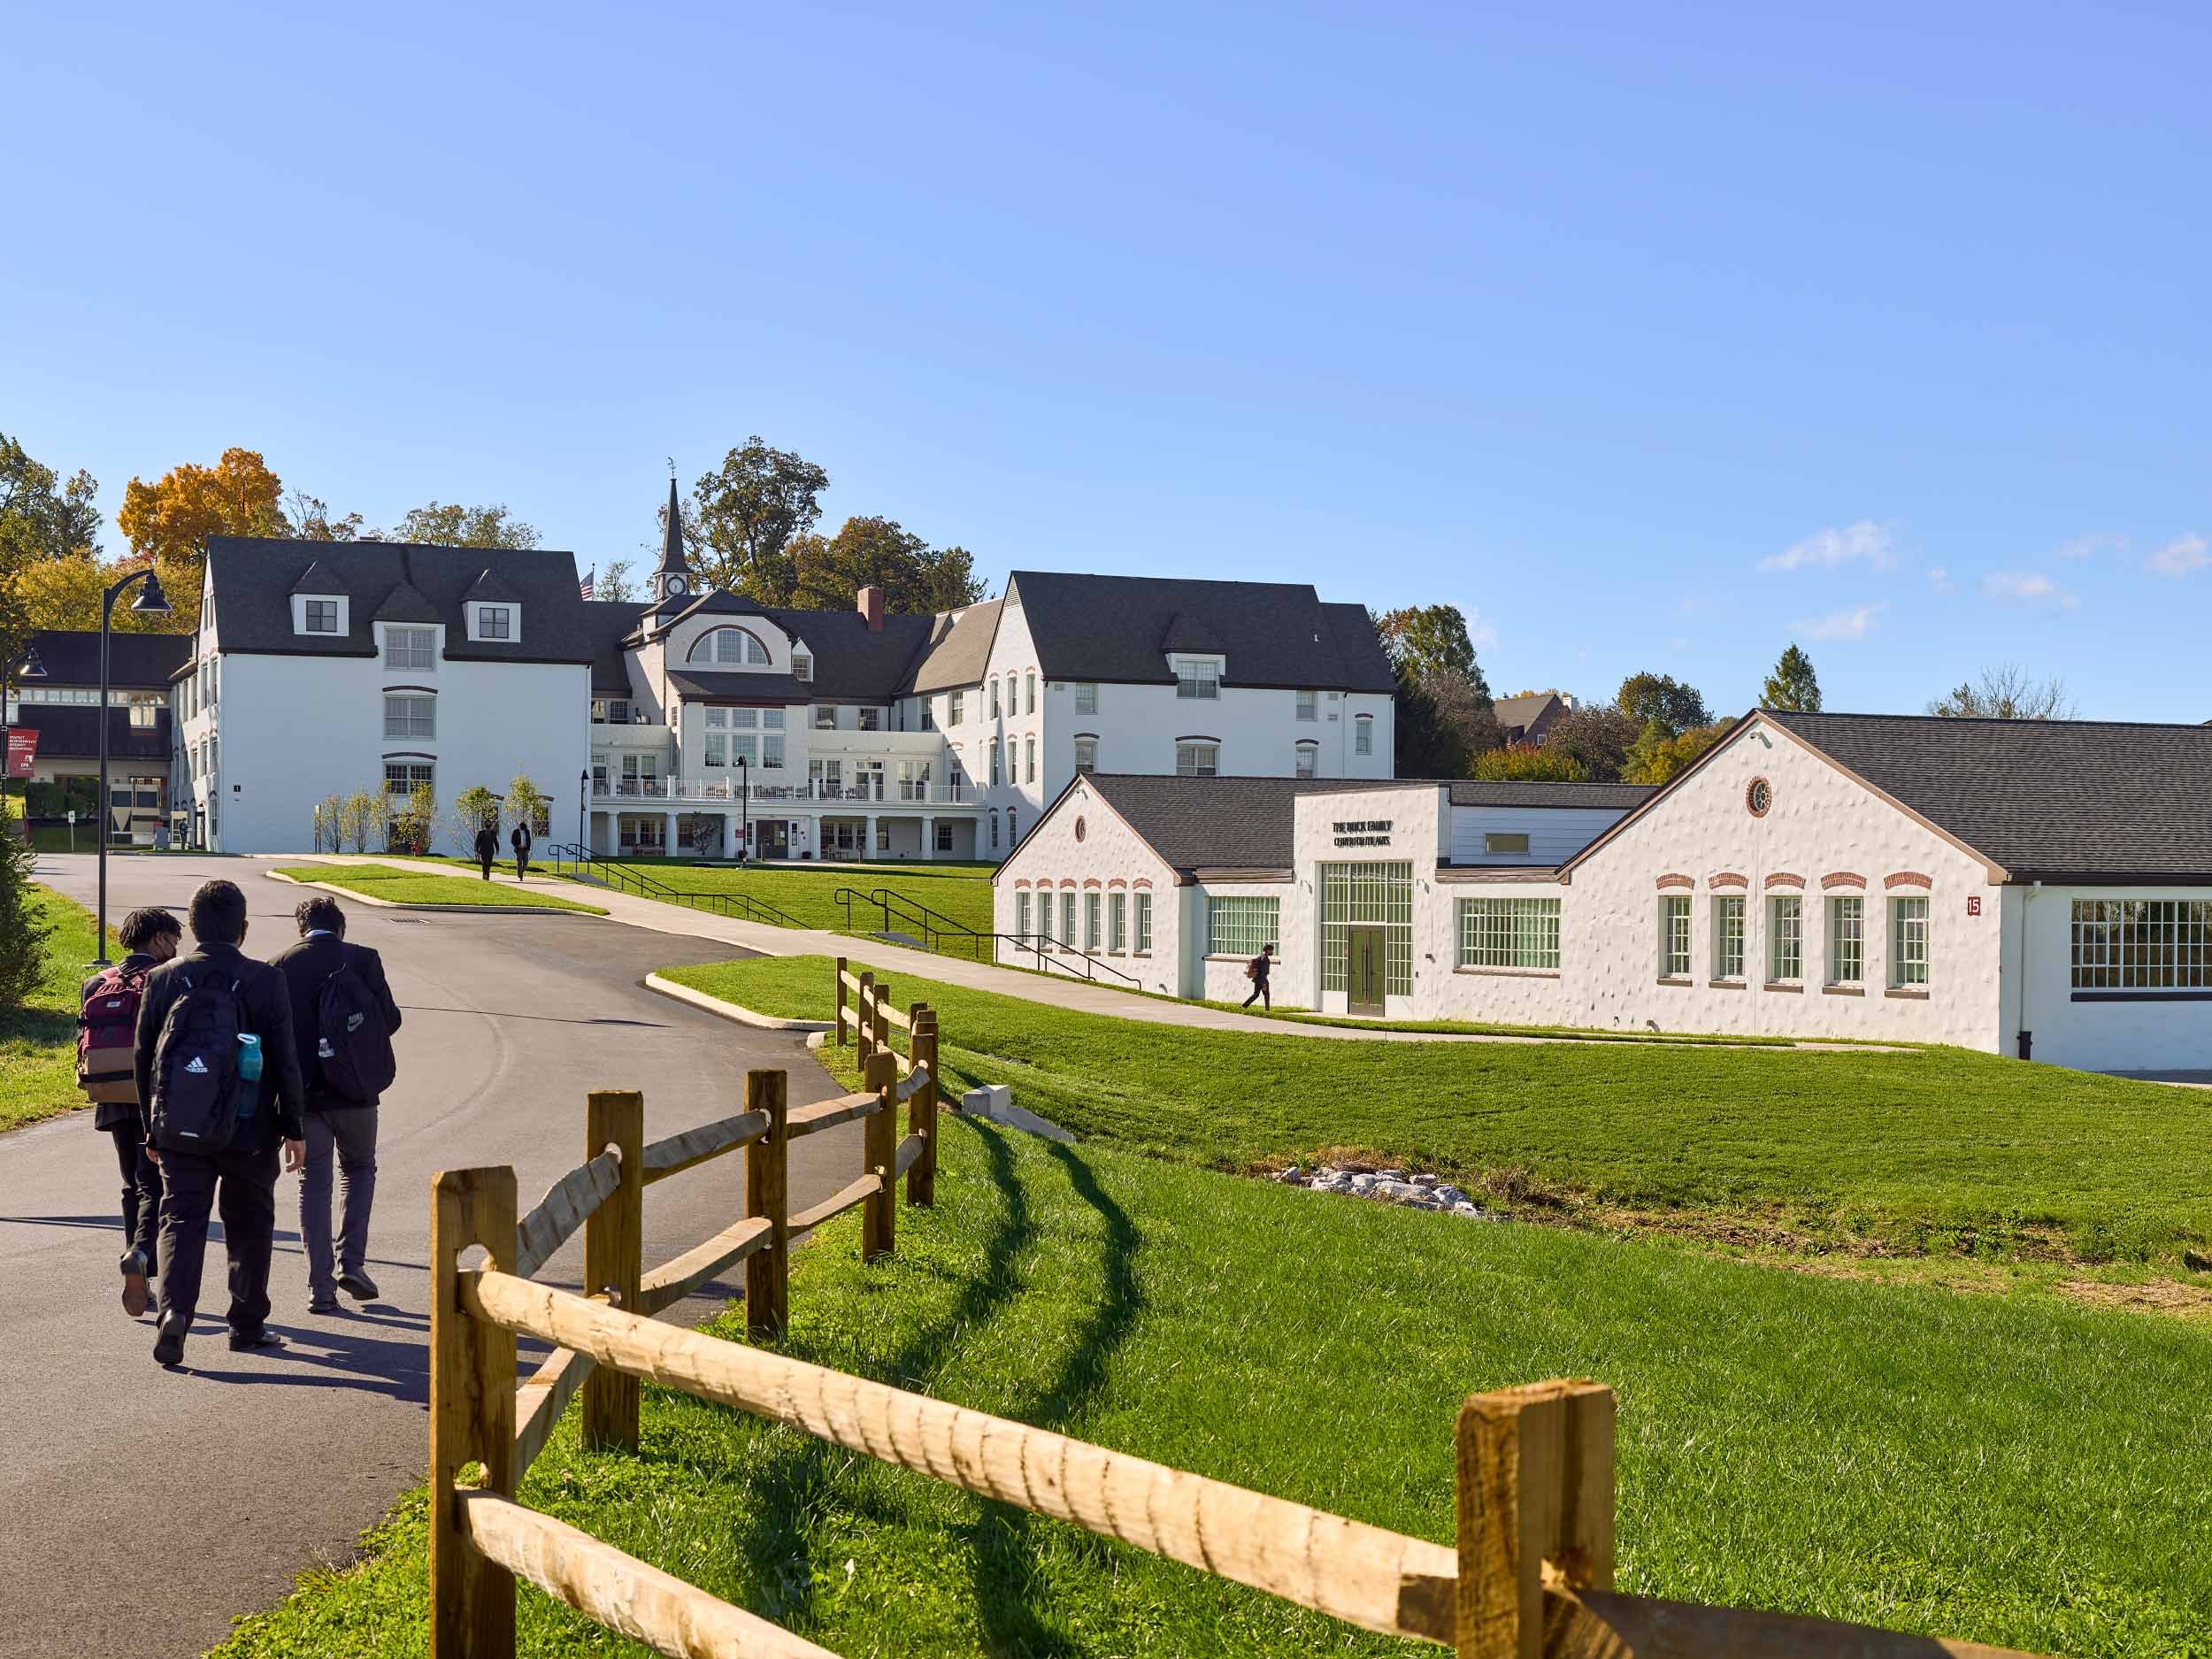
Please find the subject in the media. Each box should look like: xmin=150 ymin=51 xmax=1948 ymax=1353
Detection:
xmin=134 ymin=879 xmax=307 ymax=1367
xmin=1242 ymin=942 xmax=1276 ymax=1011
xmin=472 ymin=816 xmax=499 ymax=881
xmin=511 ymin=817 xmax=533 ymax=881
xmin=273 ymin=895 xmax=401 ymax=1313
xmin=78 ymin=907 xmax=181 ymax=1317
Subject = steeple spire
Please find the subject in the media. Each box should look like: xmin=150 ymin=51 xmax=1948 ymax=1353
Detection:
xmin=653 ymin=472 xmax=693 ymax=607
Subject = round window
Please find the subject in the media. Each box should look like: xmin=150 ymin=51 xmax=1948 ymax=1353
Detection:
xmin=1747 ymin=778 xmax=1771 ymax=818
xmin=1074 ymin=816 xmax=1087 ymax=842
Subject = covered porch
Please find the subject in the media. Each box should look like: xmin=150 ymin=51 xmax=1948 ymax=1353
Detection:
xmin=589 ymin=806 xmax=979 ymax=861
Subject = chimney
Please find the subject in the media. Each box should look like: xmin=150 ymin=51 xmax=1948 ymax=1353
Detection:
xmin=857 ymin=584 xmax=884 ymax=632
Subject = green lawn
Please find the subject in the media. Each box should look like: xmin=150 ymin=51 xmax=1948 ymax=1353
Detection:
xmin=661 ymin=954 xmax=2212 ymax=1269
xmin=1 ymin=886 xmax=112 ymax=1132
xmin=563 ymin=855 xmax=997 ymax=949
xmin=274 ymin=864 xmax=608 ymax=914
xmin=213 ymin=1118 xmax=2212 ymax=1658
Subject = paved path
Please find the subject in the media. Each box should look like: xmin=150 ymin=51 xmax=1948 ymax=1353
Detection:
xmin=288 ymin=855 xmax=1884 ymax=1050
xmin=4 ymin=853 xmax=863 ymax=1659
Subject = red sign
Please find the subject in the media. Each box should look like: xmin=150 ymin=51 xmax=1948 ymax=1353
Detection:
xmin=1966 ymin=895 xmax=1982 ymax=917
xmin=4 ymin=727 xmax=35 ymax=780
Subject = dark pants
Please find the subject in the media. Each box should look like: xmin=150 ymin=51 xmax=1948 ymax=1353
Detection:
xmin=478 ymin=851 xmax=494 ymax=879
xmin=157 ymin=1140 xmax=280 ymax=1338
xmin=513 ymin=852 xmax=529 ymax=880
xmin=107 ymin=1121 xmax=164 ymax=1266
xmin=300 ymin=1106 xmax=378 ymax=1300
xmin=1243 ymin=979 xmax=1271 ymax=1010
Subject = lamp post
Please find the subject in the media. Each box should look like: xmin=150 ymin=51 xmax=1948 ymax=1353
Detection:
xmin=578 ymin=766 xmax=589 ymax=854
xmin=734 ymin=753 xmax=749 ymax=864
xmin=3 ymin=642 xmax=48 ymax=842
xmin=94 ymin=566 xmax=171 ymax=965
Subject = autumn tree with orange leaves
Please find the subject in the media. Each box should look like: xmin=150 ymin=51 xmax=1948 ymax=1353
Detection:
xmin=116 ymin=448 xmax=288 ymax=629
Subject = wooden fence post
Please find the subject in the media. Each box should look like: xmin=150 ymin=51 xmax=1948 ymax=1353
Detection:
xmin=429 ymin=1165 xmax=519 ymax=1659
xmin=1454 ymin=1379 xmax=1615 ymax=1659
xmin=834 ymin=956 xmax=849 ymax=1048
xmin=582 ymin=1090 xmax=645 ymax=1451
xmin=744 ymin=1069 xmax=789 ymax=1340
xmin=872 ymin=982 xmax=890 ymax=1059
xmin=863 ymin=1051 xmax=897 ymax=1261
xmin=856 ymin=972 xmax=874 ymax=1069
xmin=907 ymin=1006 xmax=937 ymax=1208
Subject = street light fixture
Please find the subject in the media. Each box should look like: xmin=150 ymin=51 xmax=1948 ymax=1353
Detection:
xmin=578 ymin=766 xmax=589 ymax=853
xmin=3 ymin=642 xmax=47 ymax=842
xmin=94 ymin=565 xmax=170 ymax=965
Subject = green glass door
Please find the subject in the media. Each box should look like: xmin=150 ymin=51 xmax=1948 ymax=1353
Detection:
xmin=1348 ymin=925 xmax=1386 ymax=1016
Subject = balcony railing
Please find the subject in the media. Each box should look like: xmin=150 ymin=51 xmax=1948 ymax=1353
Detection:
xmin=592 ymin=779 xmax=976 ymax=806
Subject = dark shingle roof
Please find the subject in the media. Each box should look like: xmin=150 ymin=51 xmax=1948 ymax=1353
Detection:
xmin=1160 ymin=611 xmax=1227 ymax=654
xmin=204 ymin=538 xmax=596 ymax=665
xmin=1075 ymin=773 xmax=1410 ymax=876
xmin=289 ymin=560 xmax=336 ymax=595
xmin=462 ymin=567 xmax=526 ymax=603
xmin=373 ymin=580 xmax=442 ymax=624
xmin=1448 ymin=780 xmax=1655 ymax=810
xmin=1766 ymin=710 xmax=2212 ymax=881
xmin=581 ymin=599 xmax=650 ymax=696
xmin=23 ymin=630 xmax=192 ymax=689
xmin=664 ymin=669 xmax=817 ymax=703
xmin=17 ymin=703 xmax=172 ymax=762
xmin=907 ymin=601 xmax=1002 ymax=694
xmin=1004 ymin=572 xmax=1394 ymax=693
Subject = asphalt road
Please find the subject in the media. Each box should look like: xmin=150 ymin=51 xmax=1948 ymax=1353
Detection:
xmin=3 ymin=854 xmax=859 ymax=1659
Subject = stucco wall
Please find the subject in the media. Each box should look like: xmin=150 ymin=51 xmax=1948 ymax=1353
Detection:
xmin=992 ymin=777 xmax=1181 ymax=996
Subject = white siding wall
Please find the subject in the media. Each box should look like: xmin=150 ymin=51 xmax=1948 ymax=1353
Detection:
xmin=1448 ymin=805 xmax=1629 ymax=865
xmin=2009 ymin=885 xmax=2212 ymax=1072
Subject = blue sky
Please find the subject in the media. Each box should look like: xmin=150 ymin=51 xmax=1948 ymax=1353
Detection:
xmin=5 ymin=2 xmax=2207 ymax=718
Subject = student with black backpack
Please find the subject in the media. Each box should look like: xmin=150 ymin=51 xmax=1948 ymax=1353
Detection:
xmin=273 ymin=895 xmax=402 ymax=1313
xmin=132 ymin=879 xmax=307 ymax=1368
xmin=79 ymin=907 xmax=181 ymax=1317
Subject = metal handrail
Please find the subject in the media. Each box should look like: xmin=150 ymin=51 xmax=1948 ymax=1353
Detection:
xmin=831 ymin=885 xmax=1141 ymax=987
xmin=541 ymin=843 xmax=805 ymax=931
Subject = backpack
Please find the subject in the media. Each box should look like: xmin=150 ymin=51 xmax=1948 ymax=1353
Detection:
xmin=1244 ymin=960 xmax=1257 ymax=980
xmin=149 ymin=973 xmax=250 ymax=1153
xmin=78 ymin=964 xmax=148 ymax=1106
xmin=316 ymin=954 xmax=396 ymax=1103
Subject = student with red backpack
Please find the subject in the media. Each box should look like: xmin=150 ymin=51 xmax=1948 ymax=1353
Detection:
xmin=79 ymin=907 xmax=181 ymax=1317
xmin=273 ymin=895 xmax=402 ymax=1314
xmin=133 ymin=879 xmax=308 ymax=1368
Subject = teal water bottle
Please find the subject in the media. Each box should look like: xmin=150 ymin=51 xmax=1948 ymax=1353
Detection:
xmin=235 ymin=1033 xmax=263 ymax=1118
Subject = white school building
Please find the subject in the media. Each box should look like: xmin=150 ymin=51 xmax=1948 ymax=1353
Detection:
xmin=994 ymin=710 xmax=2212 ymax=1073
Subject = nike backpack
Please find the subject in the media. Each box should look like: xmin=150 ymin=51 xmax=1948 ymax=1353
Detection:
xmin=316 ymin=956 xmax=396 ymax=1103
xmin=77 ymin=964 xmax=149 ymax=1105
xmin=149 ymin=974 xmax=249 ymax=1153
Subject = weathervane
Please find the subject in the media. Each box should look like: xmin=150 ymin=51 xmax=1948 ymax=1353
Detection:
xmin=667 ymin=455 xmax=676 ymax=480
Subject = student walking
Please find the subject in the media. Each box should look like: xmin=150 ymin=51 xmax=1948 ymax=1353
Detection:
xmin=273 ymin=895 xmax=401 ymax=1314
xmin=134 ymin=879 xmax=307 ymax=1367
xmin=472 ymin=815 xmax=499 ymax=880
xmin=1241 ymin=942 xmax=1276 ymax=1011
xmin=78 ymin=907 xmax=181 ymax=1317
xmin=510 ymin=816 xmax=533 ymax=881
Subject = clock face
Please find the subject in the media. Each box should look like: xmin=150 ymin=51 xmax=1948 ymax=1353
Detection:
xmin=665 ymin=575 xmax=687 ymax=595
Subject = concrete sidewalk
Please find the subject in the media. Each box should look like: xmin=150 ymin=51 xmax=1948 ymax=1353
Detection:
xmin=277 ymin=856 xmax=1890 ymax=1051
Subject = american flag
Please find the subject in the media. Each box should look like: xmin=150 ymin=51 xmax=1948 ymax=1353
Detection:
xmin=579 ymin=571 xmax=595 ymax=600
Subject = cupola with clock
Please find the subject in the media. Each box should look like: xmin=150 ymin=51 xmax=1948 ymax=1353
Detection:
xmin=652 ymin=472 xmax=695 ymax=610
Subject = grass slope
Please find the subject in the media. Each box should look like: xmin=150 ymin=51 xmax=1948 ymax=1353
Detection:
xmin=214 ymin=1120 xmax=2211 ymax=1657
xmin=274 ymin=864 xmax=607 ymax=914
xmin=662 ymin=954 xmax=2212 ymax=1267
xmin=1 ymin=886 xmax=112 ymax=1132
xmin=561 ymin=856 xmax=996 ymax=951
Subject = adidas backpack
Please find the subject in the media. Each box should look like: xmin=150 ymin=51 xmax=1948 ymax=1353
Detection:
xmin=316 ymin=954 xmax=396 ymax=1103
xmin=150 ymin=973 xmax=249 ymax=1153
xmin=77 ymin=964 xmax=149 ymax=1106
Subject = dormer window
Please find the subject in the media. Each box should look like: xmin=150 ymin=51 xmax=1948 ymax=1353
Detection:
xmin=792 ymin=652 xmax=811 ymax=681
xmin=304 ymin=600 xmax=339 ymax=634
xmin=478 ymin=606 xmax=511 ymax=640
xmin=289 ymin=593 xmax=349 ymax=636
xmin=688 ymin=626 xmax=772 ymax=666
xmin=1174 ymin=657 xmax=1221 ymax=700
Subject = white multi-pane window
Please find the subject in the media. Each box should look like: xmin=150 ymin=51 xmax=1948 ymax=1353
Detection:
xmin=1713 ymin=895 xmax=1746 ymax=980
xmin=1025 ymin=672 xmax=1036 ymax=713
xmin=1085 ymin=891 xmax=1102 ymax=951
xmin=989 ymin=810 xmax=999 ymax=850
xmin=791 ymin=652 xmax=811 ymax=681
xmin=1006 ymin=673 xmax=1018 ymax=714
xmin=990 ymin=680 xmax=1002 ymax=718
xmin=478 ymin=605 xmax=511 ymax=639
xmin=989 ymin=741 xmax=1002 ymax=786
xmin=1827 ymin=895 xmax=1864 ymax=985
xmin=1354 ymin=715 xmax=1373 ymax=756
xmin=949 ymin=690 xmax=964 ymax=725
xmin=383 ymin=761 xmax=434 ymax=801
xmin=1059 ymin=890 xmax=1078 ymax=949
xmin=1296 ymin=689 xmax=1317 ymax=722
xmin=1074 ymin=738 xmax=1097 ymax=774
xmin=2070 ymin=900 xmax=2212 ymax=988
xmin=1890 ymin=896 xmax=1930 ymax=987
xmin=1659 ymin=895 xmax=1692 ymax=979
xmin=1318 ymin=862 xmax=1415 ymax=996
xmin=1295 ymin=742 xmax=1317 ymax=779
xmin=1456 ymin=897 xmax=1561 ymax=970
xmin=1008 ymin=808 xmax=1018 ymax=845
xmin=1484 ymin=833 xmax=1530 ymax=856
xmin=1174 ymin=657 xmax=1219 ymax=700
xmin=1134 ymin=890 xmax=1153 ymax=952
xmin=383 ymin=694 xmax=434 ymax=740
xmin=1176 ymin=741 xmax=1218 ymax=777
xmin=385 ymin=626 xmax=434 ymax=670
xmin=1025 ymin=736 xmax=1036 ymax=782
xmin=1074 ymin=682 xmax=1097 ymax=715
xmin=1110 ymin=891 xmax=1127 ymax=952
xmin=1768 ymin=895 xmax=1802 ymax=981
xmin=814 ymin=705 xmax=837 ymax=729
xmin=1015 ymin=890 xmax=1032 ymax=938
xmin=689 ymin=627 xmax=769 ymax=665
xmin=304 ymin=599 xmax=340 ymax=633
xmin=1208 ymin=896 xmax=1280 ymax=957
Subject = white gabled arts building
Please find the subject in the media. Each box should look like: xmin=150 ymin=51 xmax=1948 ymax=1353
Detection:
xmin=178 ymin=481 xmax=1396 ymax=862
xmin=996 ymin=710 xmax=2212 ymax=1072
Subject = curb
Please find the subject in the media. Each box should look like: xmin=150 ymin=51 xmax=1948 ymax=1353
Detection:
xmin=643 ymin=972 xmax=834 ymax=1033
xmin=262 ymin=869 xmax=604 ymax=918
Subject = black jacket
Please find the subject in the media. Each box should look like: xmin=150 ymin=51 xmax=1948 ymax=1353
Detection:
xmin=511 ymin=823 xmax=533 ymax=856
xmin=271 ymin=933 xmax=403 ymax=1110
xmin=81 ymin=952 xmax=162 ymax=1132
xmin=133 ymin=942 xmax=308 ymax=1147
xmin=473 ymin=826 xmax=499 ymax=861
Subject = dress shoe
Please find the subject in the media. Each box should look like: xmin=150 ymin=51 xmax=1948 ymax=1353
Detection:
xmin=336 ymin=1270 xmax=380 ymax=1302
xmin=227 ymin=1328 xmax=285 ymax=1353
xmin=153 ymin=1320 xmax=186 ymax=1367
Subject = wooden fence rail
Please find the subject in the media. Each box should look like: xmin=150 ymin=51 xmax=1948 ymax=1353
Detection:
xmin=427 ymin=968 xmax=2036 ymax=1659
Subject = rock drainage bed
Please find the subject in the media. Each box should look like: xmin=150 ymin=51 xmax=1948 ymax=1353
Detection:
xmin=1271 ymin=1163 xmax=1500 ymax=1218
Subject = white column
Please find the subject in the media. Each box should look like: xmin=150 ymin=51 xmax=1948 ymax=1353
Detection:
xmin=864 ymin=813 xmax=876 ymax=860
xmin=723 ymin=810 xmax=737 ymax=859
xmin=663 ymin=809 xmax=679 ymax=856
xmin=921 ymin=815 xmax=935 ymax=859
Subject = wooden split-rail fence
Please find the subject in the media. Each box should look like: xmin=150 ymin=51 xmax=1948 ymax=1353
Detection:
xmin=426 ymin=973 xmax=2045 ymax=1659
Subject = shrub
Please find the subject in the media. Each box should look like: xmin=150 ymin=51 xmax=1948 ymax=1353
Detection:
xmin=1469 ymin=742 xmax=1589 ymax=783
xmin=0 ymin=816 xmax=52 ymax=1009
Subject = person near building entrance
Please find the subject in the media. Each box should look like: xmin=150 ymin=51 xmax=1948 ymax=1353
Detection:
xmin=78 ymin=907 xmax=182 ymax=1317
xmin=273 ymin=895 xmax=402 ymax=1314
xmin=1242 ymin=942 xmax=1276 ymax=1011
xmin=472 ymin=815 xmax=499 ymax=880
xmin=133 ymin=879 xmax=307 ymax=1367
xmin=511 ymin=816 xmax=533 ymax=881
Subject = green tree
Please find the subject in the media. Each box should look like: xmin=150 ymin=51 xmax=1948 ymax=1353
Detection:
xmin=503 ymin=772 xmax=551 ymax=835
xmin=591 ymin=559 xmax=637 ymax=603
xmin=1390 ymin=661 xmax=1470 ymax=779
xmin=1372 ymin=604 xmax=1488 ymax=692
xmin=450 ymin=783 xmax=501 ymax=849
xmin=1617 ymin=672 xmax=1711 ymax=737
xmin=336 ymin=787 xmax=381 ymax=854
xmin=118 ymin=446 xmax=290 ymax=632
xmin=283 ymin=488 xmax=365 ymax=542
xmin=686 ymin=437 xmax=832 ymax=598
xmin=1543 ymin=704 xmax=1637 ymax=782
xmin=1468 ymin=742 xmax=1589 ymax=782
xmin=0 ymin=432 xmax=103 ymax=563
xmin=1625 ymin=718 xmax=1731 ymax=785
xmin=787 ymin=517 xmax=987 ymax=613
xmin=0 ymin=816 xmax=53 ymax=1007
xmin=1925 ymin=664 xmax=2075 ymax=719
xmin=1762 ymin=643 xmax=1822 ymax=711
xmin=389 ymin=502 xmax=539 ymax=549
